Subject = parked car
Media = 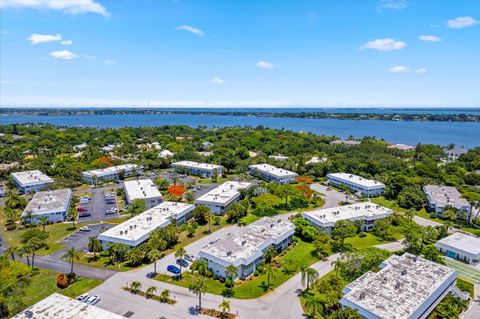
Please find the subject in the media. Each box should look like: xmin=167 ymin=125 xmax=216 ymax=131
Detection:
xmin=77 ymin=294 xmax=89 ymax=302
xmin=176 ymin=258 xmax=189 ymax=268
xmin=77 ymin=207 xmax=88 ymax=212
xmin=185 ymin=254 xmax=195 ymax=262
xmin=167 ymin=265 xmax=181 ymax=274
xmin=79 ymin=226 xmax=91 ymax=232
xmin=79 ymin=212 xmax=91 ymax=218
xmin=105 ymin=208 xmax=117 ymax=215
xmin=86 ymin=295 xmax=100 ymax=305
xmin=146 ymin=272 xmax=156 ymax=278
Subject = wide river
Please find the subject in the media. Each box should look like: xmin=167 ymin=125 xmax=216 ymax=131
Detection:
xmin=1 ymin=114 xmax=479 ymax=148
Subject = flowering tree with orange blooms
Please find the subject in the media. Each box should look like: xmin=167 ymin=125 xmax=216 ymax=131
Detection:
xmin=92 ymin=156 xmax=113 ymax=168
xmin=295 ymin=176 xmax=313 ymax=184
xmin=167 ymin=185 xmax=186 ymax=196
xmin=295 ymin=185 xmax=313 ymax=199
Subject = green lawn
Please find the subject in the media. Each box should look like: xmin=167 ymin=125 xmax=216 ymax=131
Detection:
xmin=456 ymin=278 xmax=475 ymax=298
xmin=345 ymin=232 xmax=403 ymax=249
xmin=156 ymin=240 xmax=319 ymax=299
xmin=444 ymin=257 xmax=480 ymax=284
xmin=21 ymin=268 xmax=103 ymax=310
xmin=240 ymin=214 xmax=259 ymax=225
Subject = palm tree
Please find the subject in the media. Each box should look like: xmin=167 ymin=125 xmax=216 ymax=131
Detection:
xmin=263 ymin=245 xmax=276 ymax=263
xmin=129 ymin=281 xmax=142 ymax=294
xmin=189 ymin=277 xmax=208 ymax=310
xmin=225 ymin=264 xmax=238 ymax=288
xmin=88 ymin=237 xmax=102 ymax=259
xmin=67 ymin=207 xmax=78 ymax=229
xmin=61 ymin=247 xmax=82 ymax=274
xmin=193 ymin=259 xmax=209 ymax=277
xmin=304 ymin=295 xmax=323 ymax=319
xmin=147 ymin=248 xmax=161 ymax=275
xmin=23 ymin=210 xmax=33 ymax=226
xmin=331 ymin=260 xmax=340 ymax=276
xmin=264 ymin=264 xmax=276 ymax=289
xmin=5 ymin=246 xmax=17 ymax=262
xmin=146 ymin=286 xmax=157 ymax=298
xmin=160 ymin=289 xmax=170 ymax=302
xmin=301 ymin=265 xmax=319 ymax=293
xmin=218 ymin=299 xmax=231 ymax=318
xmin=206 ymin=211 xmax=213 ymax=233
xmin=37 ymin=215 xmax=49 ymax=231
xmin=18 ymin=246 xmax=30 ymax=267
xmin=175 ymin=247 xmax=187 ymax=279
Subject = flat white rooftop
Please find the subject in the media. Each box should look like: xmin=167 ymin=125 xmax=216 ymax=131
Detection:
xmin=124 ymin=179 xmax=162 ymax=201
xmin=98 ymin=201 xmax=194 ymax=243
xmin=172 ymin=161 xmax=222 ymax=170
xmin=83 ymin=164 xmax=139 ymax=178
xmin=327 ymin=173 xmax=385 ymax=188
xmin=435 ymin=232 xmax=480 ymax=256
xmin=200 ymin=217 xmax=294 ymax=265
xmin=342 ymin=253 xmax=456 ymax=319
xmin=22 ymin=189 xmax=72 ymax=216
xmin=11 ymin=293 xmax=125 ymax=319
xmin=11 ymin=170 xmax=53 ymax=186
xmin=303 ymin=202 xmax=392 ymax=226
xmin=249 ymin=164 xmax=298 ymax=178
xmin=195 ymin=181 xmax=252 ymax=205
xmin=424 ymin=185 xmax=470 ymax=207
xmin=388 ymin=143 xmax=415 ymax=151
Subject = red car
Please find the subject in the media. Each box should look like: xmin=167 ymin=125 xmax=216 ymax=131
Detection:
xmin=77 ymin=207 xmax=88 ymax=212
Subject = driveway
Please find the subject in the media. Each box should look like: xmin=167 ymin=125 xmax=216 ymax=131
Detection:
xmin=310 ymin=183 xmax=351 ymax=208
xmin=58 ymin=224 xmax=115 ymax=253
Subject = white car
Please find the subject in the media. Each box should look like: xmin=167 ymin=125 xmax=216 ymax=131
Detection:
xmin=77 ymin=294 xmax=89 ymax=302
xmin=86 ymin=295 xmax=100 ymax=305
xmin=79 ymin=226 xmax=91 ymax=232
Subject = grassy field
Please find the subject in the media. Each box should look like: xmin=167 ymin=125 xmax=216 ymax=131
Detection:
xmin=346 ymin=232 xmax=403 ymax=249
xmin=21 ymin=268 xmax=103 ymax=310
xmin=156 ymin=240 xmax=318 ymax=299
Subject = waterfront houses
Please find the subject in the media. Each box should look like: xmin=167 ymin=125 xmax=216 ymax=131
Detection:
xmin=423 ymin=185 xmax=471 ymax=219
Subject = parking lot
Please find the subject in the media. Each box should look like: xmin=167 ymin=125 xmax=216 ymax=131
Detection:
xmin=59 ymin=223 xmax=115 ymax=252
xmin=77 ymin=186 xmax=122 ymax=223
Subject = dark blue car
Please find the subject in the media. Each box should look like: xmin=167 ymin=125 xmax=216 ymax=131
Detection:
xmin=167 ymin=264 xmax=181 ymax=274
xmin=176 ymin=258 xmax=189 ymax=268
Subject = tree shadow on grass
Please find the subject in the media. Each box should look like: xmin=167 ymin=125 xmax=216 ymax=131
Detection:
xmin=222 ymin=288 xmax=235 ymax=298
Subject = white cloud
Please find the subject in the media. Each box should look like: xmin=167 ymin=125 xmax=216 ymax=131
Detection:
xmin=389 ymin=66 xmax=410 ymax=73
xmin=176 ymin=25 xmax=204 ymax=36
xmin=418 ymin=35 xmax=442 ymax=42
xmin=28 ymin=33 xmax=61 ymax=44
xmin=256 ymin=60 xmax=277 ymax=69
xmin=61 ymin=40 xmax=73 ymax=46
xmin=49 ymin=50 xmax=78 ymax=60
xmin=210 ymin=77 xmax=224 ymax=85
xmin=416 ymin=68 xmax=428 ymax=74
xmin=359 ymin=38 xmax=407 ymax=51
xmin=447 ymin=16 xmax=479 ymax=29
xmin=0 ymin=0 xmax=108 ymax=16
xmin=104 ymin=59 xmax=114 ymax=65
xmin=379 ymin=0 xmax=408 ymax=10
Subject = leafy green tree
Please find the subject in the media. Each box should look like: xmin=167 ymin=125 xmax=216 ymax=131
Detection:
xmin=263 ymin=245 xmax=277 ymax=263
xmin=67 ymin=207 xmax=78 ymax=229
xmin=191 ymin=259 xmax=210 ymax=277
xmin=192 ymin=205 xmax=212 ymax=225
xmin=332 ymin=220 xmax=357 ymax=250
xmin=36 ymin=215 xmax=49 ymax=232
xmin=304 ymin=294 xmax=323 ymax=319
xmin=160 ymin=289 xmax=171 ymax=302
xmin=146 ymin=286 xmax=157 ymax=298
xmin=129 ymin=281 xmax=142 ymax=294
xmin=126 ymin=199 xmax=147 ymax=217
xmin=218 ymin=299 xmax=231 ymax=318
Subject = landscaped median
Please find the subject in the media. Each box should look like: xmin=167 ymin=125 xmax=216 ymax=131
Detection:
xmin=155 ymin=240 xmax=318 ymax=299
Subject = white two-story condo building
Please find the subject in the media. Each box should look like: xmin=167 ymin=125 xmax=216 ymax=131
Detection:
xmin=423 ymin=185 xmax=471 ymax=219
xmin=198 ymin=217 xmax=295 ymax=279
xmin=22 ymin=189 xmax=72 ymax=223
xmin=435 ymin=232 xmax=480 ymax=265
xmin=12 ymin=293 xmax=125 ymax=319
xmin=124 ymin=179 xmax=163 ymax=209
xmin=302 ymin=202 xmax=393 ymax=234
xmin=248 ymin=164 xmax=298 ymax=184
xmin=195 ymin=181 xmax=252 ymax=215
xmin=326 ymin=173 xmax=385 ymax=197
xmin=171 ymin=161 xmax=223 ymax=178
xmin=340 ymin=253 xmax=460 ymax=319
xmin=97 ymin=201 xmax=194 ymax=249
xmin=82 ymin=164 xmax=142 ymax=185
xmin=11 ymin=170 xmax=53 ymax=194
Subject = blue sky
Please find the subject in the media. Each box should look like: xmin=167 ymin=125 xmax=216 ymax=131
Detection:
xmin=0 ymin=0 xmax=479 ymax=108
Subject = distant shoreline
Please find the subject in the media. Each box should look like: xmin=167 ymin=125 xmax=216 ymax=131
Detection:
xmin=1 ymin=108 xmax=480 ymax=122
